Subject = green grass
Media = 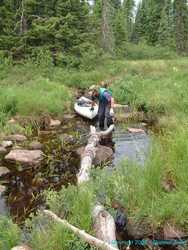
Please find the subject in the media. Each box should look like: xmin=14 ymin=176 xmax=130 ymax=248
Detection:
xmin=1 ymin=57 xmax=188 ymax=249
xmin=0 ymin=216 xmax=21 ymax=250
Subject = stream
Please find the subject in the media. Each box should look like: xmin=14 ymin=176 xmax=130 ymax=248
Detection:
xmin=0 ymin=117 xmax=150 ymax=223
xmin=0 ymin=116 xmax=185 ymax=249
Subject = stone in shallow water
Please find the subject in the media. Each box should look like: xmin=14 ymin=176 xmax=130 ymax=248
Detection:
xmin=11 ymin=245 xmax=32 ymax=250
xmin=5 ymin=150 xmax=43 ymax=166
xmin=5 ymin=134 xmax=27 ymax=142
xmin=29 ymin=141 xmax=43 ymax=150
xmin=128 ymin=128 xmax=145 ymax=133
xmin=50 ymin=119 xmax=61 ymax=128
xmin=0 ymin=140 xmax=13 ymax=148
xmin=0 ymin=166 xmax=10 ymax=177
xmin=0 ymin=185 xmax=7 ymax=216
xmin=0 ymin=185 xmax=6 ymax=194
xmin=63 ymin=114 xmax=76 ymax=120
xmin=76 ymin=145 xmax=113 ymax=165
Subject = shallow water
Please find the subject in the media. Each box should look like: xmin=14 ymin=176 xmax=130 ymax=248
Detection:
xmin=0 ymin=118 xmax=150 ymax=223
xmin=113 ymin=126 xmax=150 ymax=166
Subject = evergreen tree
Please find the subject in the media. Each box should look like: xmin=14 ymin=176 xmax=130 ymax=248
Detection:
xmin=133 ymin=0 xmax=149 ymax=43
xmin=113 ymin=7 xmax=127 ymax=52
xmin=174 ymin=0 xmax=188 ymax=54
xmin=158 ymin=0 xmax=175 ymax=48
xmin=134 ymin=0 xmax=165 ymax=45
xmin=92 ymin=0 xmax=116 ymax=54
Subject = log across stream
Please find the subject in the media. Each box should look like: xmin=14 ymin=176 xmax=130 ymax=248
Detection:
xmin=0 ymin=117 xmax=150 ymax=223
xmin=0 ymin=116 xmax=185 ymax=249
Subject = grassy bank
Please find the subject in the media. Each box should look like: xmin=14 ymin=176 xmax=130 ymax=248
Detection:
xmin=1 ymin=58 xmax=188 ymax=249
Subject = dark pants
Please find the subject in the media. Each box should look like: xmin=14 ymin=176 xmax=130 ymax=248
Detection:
xmin=98 ymin=100 xmax=113 ymax=130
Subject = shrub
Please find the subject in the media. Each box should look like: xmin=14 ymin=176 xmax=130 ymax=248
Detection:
xmin=0 ymin=216 xmax=21 ymax=250
xmin=122 ymin=43 xmax=177 ymax=60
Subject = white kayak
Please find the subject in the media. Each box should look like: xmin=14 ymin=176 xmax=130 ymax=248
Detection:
xmin=74 ymin=96 xmax=98 ymax=120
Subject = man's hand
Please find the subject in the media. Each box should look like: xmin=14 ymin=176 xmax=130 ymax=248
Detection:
xmin=110 ymin=108 xmax=114 ymax=117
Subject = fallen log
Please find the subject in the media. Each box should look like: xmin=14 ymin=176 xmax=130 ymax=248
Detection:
xmin=44 ymin=125 xmax=119 ymax=250
xmin=44 ymin=209 xmax=118 ymax=250
xmin=77 ymin=124 xmax=119 ymax=249
xmin=77 ymin=124 xmax=114 ymax=184
xmin=93 ymin=204 xmax=118 ymax=248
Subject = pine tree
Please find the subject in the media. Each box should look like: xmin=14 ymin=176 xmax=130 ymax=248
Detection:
xmin=174 ymin=0 xmax=188 ymax=54
xmin=113 ymin=7 xmax=127 ymax=52
xmin=134 ymin=0 xmax=165 ymax=45
xmin=92 ymin=0 xmax=116 ymax=54
xmin=158 ymin=0 xmax=175 ymax=48
xmin=133 ymin=0 xmax=149 ymax=43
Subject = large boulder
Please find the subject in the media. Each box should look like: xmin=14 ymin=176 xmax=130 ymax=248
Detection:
xmin=76 ymin=145 xmax=113 ymax=165
xmin=5 ymin=150 xmax=43 ymax=166
xmin=5 ymin=134 xmax=27 ymax=143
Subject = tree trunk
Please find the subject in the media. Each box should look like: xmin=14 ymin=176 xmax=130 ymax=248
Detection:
xmin=20 ymin=0 xmax=27 ymax=34
xmin=93 ymin=204 xmax=118 ymax=248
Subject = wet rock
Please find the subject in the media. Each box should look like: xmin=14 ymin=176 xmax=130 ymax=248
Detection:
xmin=1 ymin=140 xmax=13 ymax=148
xmin=128 ymin=128 xmax=145 ymax=133
xmin=0 ymin=166 xmax=10 ymax=177
xmin=60 ymin=134 xmax=76 ymax=145
xmin=29 ymin=141 xmax=43 ymax=150
xmin=13 ymin=145 xmax=23 ymax=150
xmin=39 ymin=130 xmax=56 ymax=136
xmin=76 ymin=145 xmax=113 ymax=165
xmin=0 ymin=146 xmax=7 ymax=155
xmin=11 ymin=245 xmax=32 ymax=250
xmin=163 ymin=224 xmax=186 ymax=240
xmin=7 ymin=118 xmax=17 ymax=124
xmin=0 ymin=185 xmax=5 ymax=194
xmin=5 ymin=150 xmax=43 ymax=166
xmin=50 ymin=119 xmax=61 ymax=128
xmin=0 ymin=185 xmax=6 ymax=215
xmin=63 ymin=114 xmax=76 ymax=120
xmin=5 ymin=134 xmax=27 ymax=143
